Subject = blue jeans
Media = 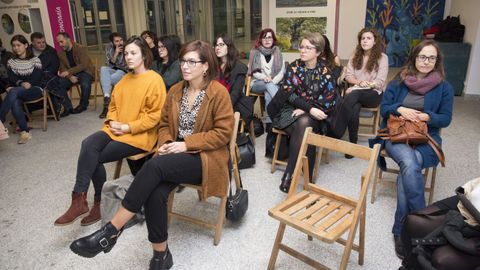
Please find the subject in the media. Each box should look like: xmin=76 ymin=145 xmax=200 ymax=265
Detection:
xmin=385 ymin=140 xmax=425 ymax=236
xmin=100 ymin=66 xmax=126 ymax=97
xmin=0 ymin=86 xmax=43 ymax=131
xmin=250 ymin=80 xmax=279 ymax=123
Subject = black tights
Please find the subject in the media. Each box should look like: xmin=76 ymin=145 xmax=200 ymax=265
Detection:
xmin=401 ymin=196 xmax=480 ymax=269
xmin=330 ymin=89 xmax=382 ymax=143
xmin=283 ymin=115 xmax=321 ymax=178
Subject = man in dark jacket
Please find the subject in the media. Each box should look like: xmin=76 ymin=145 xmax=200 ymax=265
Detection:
xmin=30 ymin=32 xmax=63 ymax=114
xmin=0 ymin=38 xmax=14 ymax=106
xmin=56 ymin=32 xmax=94 ymax=116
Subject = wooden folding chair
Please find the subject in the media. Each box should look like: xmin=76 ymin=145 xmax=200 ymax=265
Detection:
xmin=22 ymin=89 xmax=59 ymax=131
xmin=112 ymin=151 xmax=154 ymax=180
xmin=370 ymin=149 xmax=438 ymax=205
xmin=358 ymin=106 xmax=381 ymax=138
xmin=167 ymin=112 xmax=241 ymax=245
xmin=70 ymin=58 xmax=99 ymax=110
xmin=268 ymin=127 xmax=380 ymax=269
xmin=245 ymin=75 xmax=265 ymax=117
xmin=270 ymin=128 xmax=329 ymax=182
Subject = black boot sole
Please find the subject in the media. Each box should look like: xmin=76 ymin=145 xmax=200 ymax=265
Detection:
xmin=69 ymin=241 xmax=113 ymax=258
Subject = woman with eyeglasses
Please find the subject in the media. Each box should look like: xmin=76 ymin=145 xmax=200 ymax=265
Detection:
xmin=152 ymin=35 xmax=182 ymax=91
xmin=272 ymin=32 xmax=338 ymax=193
xmin=141 ymin=30 xmax=161 ymax=62
xmin=370 ymin=39 xmax=453 ymax=258
xmin=0 ymin=35 xmax=42 ymax=144
xmin=248 ymin=28 xmax=285 ymax=155
xmin=214 ymin=33 xmax=252 ymax=125
xmin=69 ymin=40 xmax=234 ymax=270
xmin=54 ymin=36 xmax=166 ymax=227
xmin=330 ymin=28 xmax=388 ymax=158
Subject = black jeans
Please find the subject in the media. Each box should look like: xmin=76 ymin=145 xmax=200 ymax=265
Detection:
xmin=73 ymin=131 xmax=144 ymax=196
xmin=283 ymin=114 xmax=321 ymax=178
xmin=58 ymin=71 xmax=93 ymax=109
xmin=330 ymin=89 xmax=382 ymax=143
xmin=121 ymin=153 xmax=202 ymax=243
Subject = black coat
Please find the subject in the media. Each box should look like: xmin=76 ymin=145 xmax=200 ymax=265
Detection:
xmin=0 ymin=48 xmax=13 ymax=92
xmin=226 ymin=61 xmax=253 ymax=124
xmin=36 ymin=45 xmax=60 ymax=87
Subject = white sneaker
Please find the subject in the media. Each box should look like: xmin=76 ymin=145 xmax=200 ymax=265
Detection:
xmin=17 ymin=131 xmax=32 ymax=144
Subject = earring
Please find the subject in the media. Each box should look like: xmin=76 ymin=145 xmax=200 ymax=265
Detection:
xmin=203 ymin=71 xmax=207 ymax=77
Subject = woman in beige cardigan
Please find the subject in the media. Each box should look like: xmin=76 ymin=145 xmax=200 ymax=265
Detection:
xmin=69 ymin=40 xmax=234 ymax=270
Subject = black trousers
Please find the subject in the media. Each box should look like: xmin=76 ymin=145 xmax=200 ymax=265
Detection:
xmin=283 ymin=114 xmax=321 ymax=178
xmin=121 ymin=153 xmax=202 ymax=243
xmin=73 ymin=131 xmax=144 ymax=196
xmin=330 ymin=89 xmax=382 ymax=143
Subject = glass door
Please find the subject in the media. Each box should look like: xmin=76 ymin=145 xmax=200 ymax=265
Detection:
xmin=70 ymin=0 xmax=126 ymax=51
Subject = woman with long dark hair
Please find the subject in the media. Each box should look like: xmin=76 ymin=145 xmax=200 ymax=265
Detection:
xmin=330 ymin=28 xmax=388 ymax=157
xmin=54 ymin=36 xmax=166 ymax=227
xmin=0 ymin=34 xmax=42 ymax=144
xmin=152 ymin=34 xmax=182 ymax=90
xmin=214 ymin=33 xmax=252 ymax=124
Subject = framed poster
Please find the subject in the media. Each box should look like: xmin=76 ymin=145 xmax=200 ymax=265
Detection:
xmin=269 ymin=0 xmax=338 ymax=61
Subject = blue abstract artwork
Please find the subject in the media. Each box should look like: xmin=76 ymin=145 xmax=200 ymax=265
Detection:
xmin=365 ymin=0 xmax=445 ymax=67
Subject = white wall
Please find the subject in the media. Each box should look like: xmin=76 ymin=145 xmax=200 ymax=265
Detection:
xmin=449 ymin=0 xmax=480 ymax=96
xmin=336 ymin=0 xmax=367 ymax=60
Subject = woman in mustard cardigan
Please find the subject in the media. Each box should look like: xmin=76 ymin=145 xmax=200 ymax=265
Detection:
xmin=69 ymin=40 xmax=234 ymax=270
xmin=54 ymin=36 xmax=166 ymax=227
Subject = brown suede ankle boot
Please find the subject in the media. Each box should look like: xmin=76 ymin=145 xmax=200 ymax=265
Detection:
xmin=54 ymin=192 xmax=89 ymax=226
xmin=80 ymin=196 xmax=101 ymax=226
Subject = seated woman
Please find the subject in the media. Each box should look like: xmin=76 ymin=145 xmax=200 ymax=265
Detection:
xmin=69 ymin=40 xmax=234 ymax=269
xmin=54 ymin=36 xmax=167 ymax=227
xmin=152 ymin=34 xmax=182 ymax=91
xmin=248 ymin=28 xmax=285 ymax=155
xmin=214 ymin=33 xmax=252 ymax=125
xmin=399 ymin=178 xmax=480 ymax=270
xmin=273 ymin=32 xmax=338 ymax=193
xmin=370 ymin=39 xmax=454 ymax=253
xmin=321 ymin=34 xmax=341 ymax=68
xmin=141 ymin=30 xmax=160 ymax=62
xmin=0 ymin=35 xmax=42 ymax=144
xmin=330 ymin=28 xmax=388 ymax=157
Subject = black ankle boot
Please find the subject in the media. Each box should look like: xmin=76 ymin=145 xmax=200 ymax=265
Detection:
xmin=99 ymin=97 xmax=110 ymax=119
xmin=265 ymin=123 xmax=275 ymax=158
xmin=149 ymin=247 xmax=173 ymax=270
xmin=70 ymin=222 xmax=122 ymax=258
xmin=279 ymin=172 xmax=292 ymax=193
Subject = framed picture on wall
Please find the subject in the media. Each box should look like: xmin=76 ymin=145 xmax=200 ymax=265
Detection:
xmin=269 ymin=0 xmax=338 ymax=62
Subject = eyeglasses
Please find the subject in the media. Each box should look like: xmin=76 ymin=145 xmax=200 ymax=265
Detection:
xmin=299 ymin=45 xmax=316 ymax=51
xmin=158 ymin=45 xmax=166 ymax=50
xmin=262 ymin=36 xmax=273 ymax=41
xmin=416 ymin=55 xmax=437 ymax=63
xmin=215 ymin=43 xmax=226 ymax=48
xmin=180 ymin=59 xmax=205 ymax=67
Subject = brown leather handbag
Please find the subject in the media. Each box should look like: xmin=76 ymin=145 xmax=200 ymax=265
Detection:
xmin=378 ymin=114 xmax=445 ymax=166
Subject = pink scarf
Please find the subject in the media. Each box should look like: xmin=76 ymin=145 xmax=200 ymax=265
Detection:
xmin=404 ymin=71 xmax=442 ymax=95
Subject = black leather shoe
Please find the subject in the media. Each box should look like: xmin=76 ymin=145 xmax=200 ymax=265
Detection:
xmin=394 ymin=235 xmax=405 ymax=260
xmin=149 ymin=247 xmax=173 ymax=270
xmin=279 ymin=172 xmax=292 ymax=193
xmin=70 ymin=222 xmax=122 ymax=258
xmin=72 ymin=106 xmax=86 ymax=114
xmin=344 ymin=154 xmax=354 ymax=159
xmin=60 ymin=108 xmax=73 ymax=118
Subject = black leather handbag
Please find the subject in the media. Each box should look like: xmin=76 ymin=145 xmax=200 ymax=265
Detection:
xmin=226 ymin=171 xmax=248 ymax=221
xmin=236 ymin=132 xmax=255 ymax=169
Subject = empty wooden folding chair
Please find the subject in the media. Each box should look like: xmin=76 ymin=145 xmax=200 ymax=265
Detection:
xmin=268 ymin=127 xmax=380 ymax=270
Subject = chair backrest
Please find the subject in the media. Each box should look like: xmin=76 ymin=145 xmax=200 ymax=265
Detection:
xmin=244 ymin=76 xmax=252 ymax=96
xmin=288 ymin=127 xmax=380 ymax=202
xmin=230 ymin=112 xmax=241 ymax=188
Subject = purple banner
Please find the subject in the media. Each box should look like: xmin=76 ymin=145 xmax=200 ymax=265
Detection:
xmin=46 ymin=0 xmax=75 ymax=51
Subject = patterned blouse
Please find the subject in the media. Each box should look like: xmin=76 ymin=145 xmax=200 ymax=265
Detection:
xmin=283 ymin=58 xmax=337 ymax=113
xmin=178 ymin=87 xmax=206 ymax=139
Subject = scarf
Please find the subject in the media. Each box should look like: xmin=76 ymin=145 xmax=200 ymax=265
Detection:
xmin=404 ymin=71 xmax=442 ymax=95
xmin=247 ymin=45 xmax=282 ymax=77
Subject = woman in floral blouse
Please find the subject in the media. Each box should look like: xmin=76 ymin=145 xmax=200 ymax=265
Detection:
xmin=272 ymin=32 xmax=338 ymax=193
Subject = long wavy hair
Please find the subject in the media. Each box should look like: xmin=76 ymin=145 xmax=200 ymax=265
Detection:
xmin=352 ymin=28 xmax=383 ymax=73
xmin=397 ymin=39 xmax=445 ymax=82
xmin=214 ymin=33 xmax=238 ymax=80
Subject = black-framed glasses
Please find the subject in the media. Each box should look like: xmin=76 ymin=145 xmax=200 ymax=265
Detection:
xmin=416 ymin=55 xmax=437 ymax=63
xmin=262 ymin=36 xmax=273 ymax=41
xmin=158 ymin=45 xmax=166 ymax=50
xmin=215 ymin=43 xmax=226 ymax=48
xmin=180 ymin=59 xmax=205 ymax=67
